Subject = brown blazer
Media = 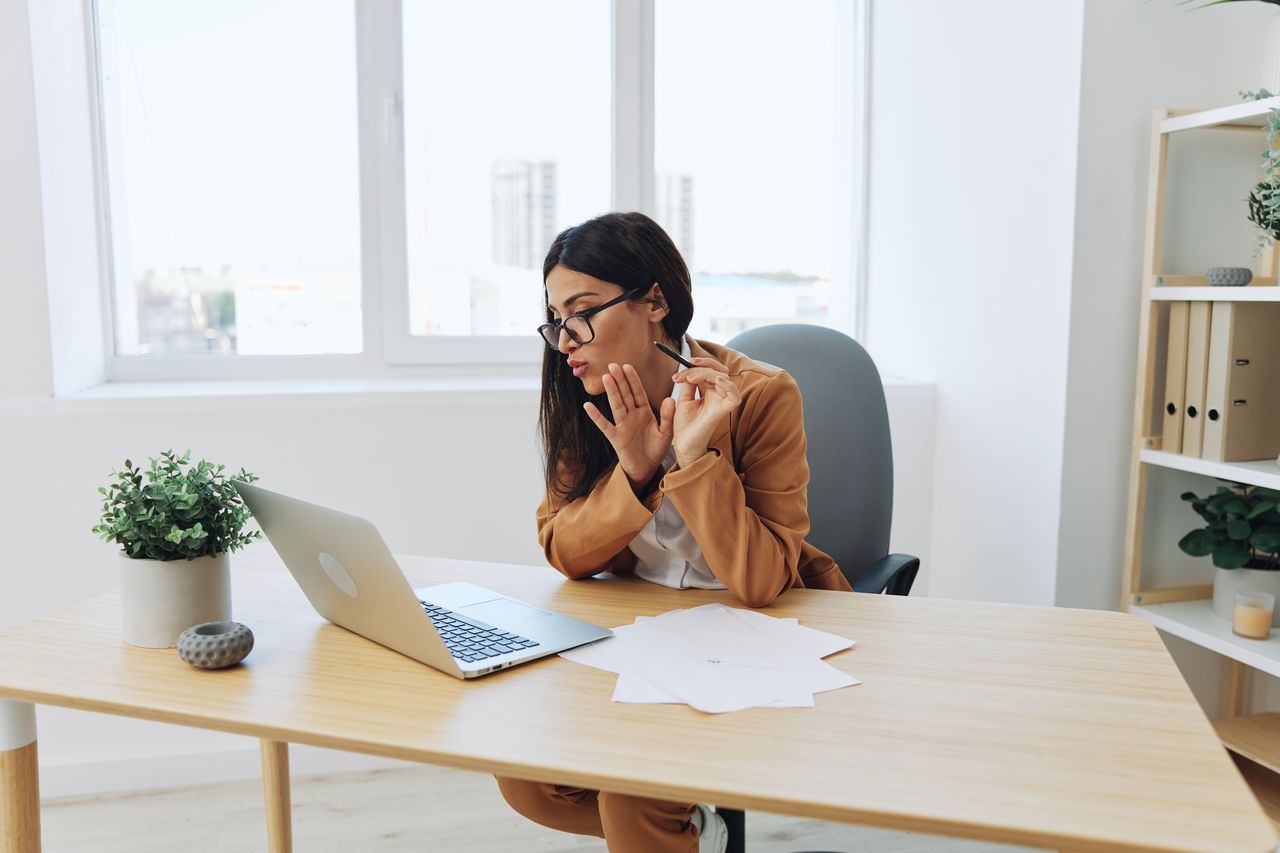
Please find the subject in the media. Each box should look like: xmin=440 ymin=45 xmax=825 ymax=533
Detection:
xmin=536 ymin=337 xmax=852 ymax=607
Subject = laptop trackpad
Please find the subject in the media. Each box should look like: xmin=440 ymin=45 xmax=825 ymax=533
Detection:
xmin=459 ymin=598 xmax=554 ymax=628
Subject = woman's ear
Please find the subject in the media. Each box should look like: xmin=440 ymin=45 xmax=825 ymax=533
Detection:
xmin=644 ymin=281 xmax=669 ymax=324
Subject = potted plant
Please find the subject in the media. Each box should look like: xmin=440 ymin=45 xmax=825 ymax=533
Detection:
xmin=1239 ymin=89 xmax=1280 ymax=257
xmin=92 ymin=450 xmax=262 ymax=648
xmin=1179 ymin=481 xmax=1280 ymax=623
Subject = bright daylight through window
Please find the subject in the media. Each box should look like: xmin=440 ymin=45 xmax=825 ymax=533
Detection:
xmin=92 ymin=0 xmax=856 ymax=366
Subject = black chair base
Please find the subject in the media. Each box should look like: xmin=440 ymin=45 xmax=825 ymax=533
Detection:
xmin=718 ymin=807 xmax=745 ymax=853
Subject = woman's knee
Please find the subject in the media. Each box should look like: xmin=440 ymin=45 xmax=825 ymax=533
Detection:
xmin=495 ymin=776 xmax=556 ymax=815
xmin=597 ymin=789 xmax=696 ymax=832
xmin=494 ymin=775 xmax=603 ymax=836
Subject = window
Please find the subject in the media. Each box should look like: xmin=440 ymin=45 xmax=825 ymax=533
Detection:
xmin=401 ymin=1 xmax=611 ymax=339
xmin=96 ymin=0 xmax=363 ymax=357
xmin=88 ymin=0 xmax=866 ymax=379
xmin=655 ymin=0 xmax=847 ymax=341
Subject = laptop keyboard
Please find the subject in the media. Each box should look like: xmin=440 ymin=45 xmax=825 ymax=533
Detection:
xmin=418 ymin=600 xmax=538 ymax=663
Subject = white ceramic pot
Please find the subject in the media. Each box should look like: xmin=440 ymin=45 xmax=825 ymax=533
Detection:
xmin=119 ymin=552 xmax=232 ymax=648
xmin=1212 ymin=566 xmax=1280 ymax=626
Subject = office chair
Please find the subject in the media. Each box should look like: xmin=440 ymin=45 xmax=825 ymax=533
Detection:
xmin=715 ymin=324 xmax=921 ymax=853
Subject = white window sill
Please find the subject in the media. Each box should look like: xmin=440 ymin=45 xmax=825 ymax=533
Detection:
xmin=74 ymin=375 xmax=544 ymax=400
xmin=2 ymin=375 xmax=540 ymax=415
xmin=1 ymin=374 xmax=932 ymax=416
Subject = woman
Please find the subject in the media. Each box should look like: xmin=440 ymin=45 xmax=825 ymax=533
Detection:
xmin=496 ymin=212 xmax=851 ymax=853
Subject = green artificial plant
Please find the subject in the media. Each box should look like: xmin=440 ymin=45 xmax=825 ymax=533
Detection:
xmin=1238 ymin=89 xmax=1280 ymax=256
xmin=1179 ymin=481 xmax=1280 ymax=569
xmin=92 ymin=450 xmax=262 ymax=561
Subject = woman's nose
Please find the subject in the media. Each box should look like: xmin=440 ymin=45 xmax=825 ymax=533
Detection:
xmin=557 ymin=328 xmax=577 ymax=355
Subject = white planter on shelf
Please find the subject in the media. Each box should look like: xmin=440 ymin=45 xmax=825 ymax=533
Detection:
xmin=1212 ymin=566 xmax=1280 ymax=626
xmin=119 ymin=552 xmax=232 ymax=648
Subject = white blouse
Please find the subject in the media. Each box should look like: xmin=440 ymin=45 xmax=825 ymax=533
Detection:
xmin=628 ymin=335 xmax=727 ymax=590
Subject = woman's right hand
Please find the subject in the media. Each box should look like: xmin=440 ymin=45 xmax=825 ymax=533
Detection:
xmin=583 ymin=363 xmax=675 ymax=491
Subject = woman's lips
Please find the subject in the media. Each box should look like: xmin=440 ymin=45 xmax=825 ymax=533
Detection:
xmin=571 ymin=362 xmax=588 ymax=378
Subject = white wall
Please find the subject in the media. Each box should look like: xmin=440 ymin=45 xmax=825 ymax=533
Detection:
xmin=0 ymin=0 xmax=54 ymax=399
xmin=864 ymin=0 xmax=1086 ymax=606
xmin=0 ymin=1 xmax=937 ymax=798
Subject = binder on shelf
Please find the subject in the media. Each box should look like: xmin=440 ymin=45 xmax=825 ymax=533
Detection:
xmin=1202 ymin=302 xmax=1280 ymax=462
xmin=1162 ymin=301 xmax=1190 ymax=454
xmin=1182 ymin=301 xmax=1211 ymax=458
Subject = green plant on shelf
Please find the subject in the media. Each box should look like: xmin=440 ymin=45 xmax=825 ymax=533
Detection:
xmin=1240 ymin=89 xmax=1280 ymax=256
xmin=1179 ymin=481 xmax=1280 ymax=569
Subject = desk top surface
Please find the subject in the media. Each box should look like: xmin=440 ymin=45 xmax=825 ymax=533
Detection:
xmin=0 ymin=548 xmax=1271 ymax=853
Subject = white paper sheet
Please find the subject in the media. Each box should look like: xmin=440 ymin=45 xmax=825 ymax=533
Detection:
xmin=559 ymin=604 xmax=860 ymax=713
xmin=612 ymin=671 xmax=818 ymax=708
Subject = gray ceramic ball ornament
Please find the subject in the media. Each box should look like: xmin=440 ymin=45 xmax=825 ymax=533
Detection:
xmin=1205 ymin=266 xmax=1252 ymax=286
xmin=177 ymin=621 xmax=254 ymax=669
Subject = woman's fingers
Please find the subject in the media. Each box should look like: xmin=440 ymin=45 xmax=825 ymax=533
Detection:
xmin=607 ymin=363 xmax=639 ymax=414
xmin=602 ymin=369 xmax=629 ymax=417
xmin=715 ymin=374 xmax=741 ymax=404
xmin=658 ymin=396 xmax=676 ymax=439
xmin=690 ymin=356 xmax=727 ymax=372
xmin=582 ymin=401 xmax=614 ymax=438
xmin=673 ymin=367 xmax=727 ymax=388
xmin=621 ymin=363 xmax=649 ymax=410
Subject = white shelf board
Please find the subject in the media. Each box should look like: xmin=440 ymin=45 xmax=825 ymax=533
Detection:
xmin=1141 ymin=449 xmax=1280 ymax=490
xmin=1131 ymin=599 xmax=1280 ymax=678
xmin=1160 ymin=96 xmax=1280 ymax=133
xmin=1150 ymin=287 xmax=1280 ymax=301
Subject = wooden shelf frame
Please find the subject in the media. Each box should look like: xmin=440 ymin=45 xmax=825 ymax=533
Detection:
xmin=1122 ymin=104 xmax=1280 ymax=609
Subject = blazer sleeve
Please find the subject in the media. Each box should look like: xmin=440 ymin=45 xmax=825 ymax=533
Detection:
xmin=536 ymin=462 xmax=660 ymax=580
xmin=659 ymin=371 xmax=811 ymax=607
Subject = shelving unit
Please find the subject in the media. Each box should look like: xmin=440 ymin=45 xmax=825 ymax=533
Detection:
xmin=1122 ymin=99 xmax=1280 ymax=824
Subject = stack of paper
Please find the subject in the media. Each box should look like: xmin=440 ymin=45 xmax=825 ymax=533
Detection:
xmin=559 ymin=603 xmax=859 ymax=713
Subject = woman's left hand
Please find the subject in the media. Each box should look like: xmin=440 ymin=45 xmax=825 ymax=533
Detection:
xmin=671 ymin=356 xmax=742 ymax=469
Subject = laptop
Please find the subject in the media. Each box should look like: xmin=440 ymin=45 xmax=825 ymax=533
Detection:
xmin=231 ymin=481 xmax=612 ymax=679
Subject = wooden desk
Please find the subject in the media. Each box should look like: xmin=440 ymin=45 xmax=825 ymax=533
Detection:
xmin=0 ymin=551 xmax=1274 ymax=853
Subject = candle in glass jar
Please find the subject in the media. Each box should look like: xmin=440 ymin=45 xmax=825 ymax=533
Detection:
xmin=1233 ymin=591 xmax=1275 ymax=640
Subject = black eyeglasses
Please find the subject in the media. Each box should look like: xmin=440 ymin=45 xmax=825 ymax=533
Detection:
xmin=537 ymin=288 xmax=644 ymax=348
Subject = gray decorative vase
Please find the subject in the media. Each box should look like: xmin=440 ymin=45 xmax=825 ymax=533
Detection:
xmin=176 ymin=621 xmax=254 ymax=669
xmin=1205 ymin=267 xmax=1252 ymax=286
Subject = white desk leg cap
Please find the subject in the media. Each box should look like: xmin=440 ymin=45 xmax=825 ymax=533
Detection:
xmin=0 ymin=700 xmax=36 ymax=751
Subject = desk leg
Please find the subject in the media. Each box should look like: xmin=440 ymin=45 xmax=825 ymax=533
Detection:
xmin=259 ymin=739 xmax=292 ymax=853
xmin=0 ymin=701 xmax=39 ymax=853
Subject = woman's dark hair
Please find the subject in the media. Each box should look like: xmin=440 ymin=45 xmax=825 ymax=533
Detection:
xmin=539 ymin=211 xmax=693 ymax=503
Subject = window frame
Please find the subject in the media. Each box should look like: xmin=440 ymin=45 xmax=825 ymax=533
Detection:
xmin=86 ymin=0 xmax=868 ymax=382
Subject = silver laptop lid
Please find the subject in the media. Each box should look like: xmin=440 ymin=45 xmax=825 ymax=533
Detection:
xmin=232 ymin=480 xmax=462 ymax=676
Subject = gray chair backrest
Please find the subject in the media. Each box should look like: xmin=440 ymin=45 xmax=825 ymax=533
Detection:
xmin=726 ymin=324 xmax=892 ymax=585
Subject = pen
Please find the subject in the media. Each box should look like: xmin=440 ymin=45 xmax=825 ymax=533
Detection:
xmin=654 ymin=340 xmax=696 ymax=369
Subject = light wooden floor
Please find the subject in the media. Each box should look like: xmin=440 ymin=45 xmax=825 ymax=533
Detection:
xmin=40 ymin=763 xmax=1044 ymax=852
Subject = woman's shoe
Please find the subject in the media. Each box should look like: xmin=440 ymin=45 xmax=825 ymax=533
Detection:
xmin=692 ymin=803 xmax=728 ymax=853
